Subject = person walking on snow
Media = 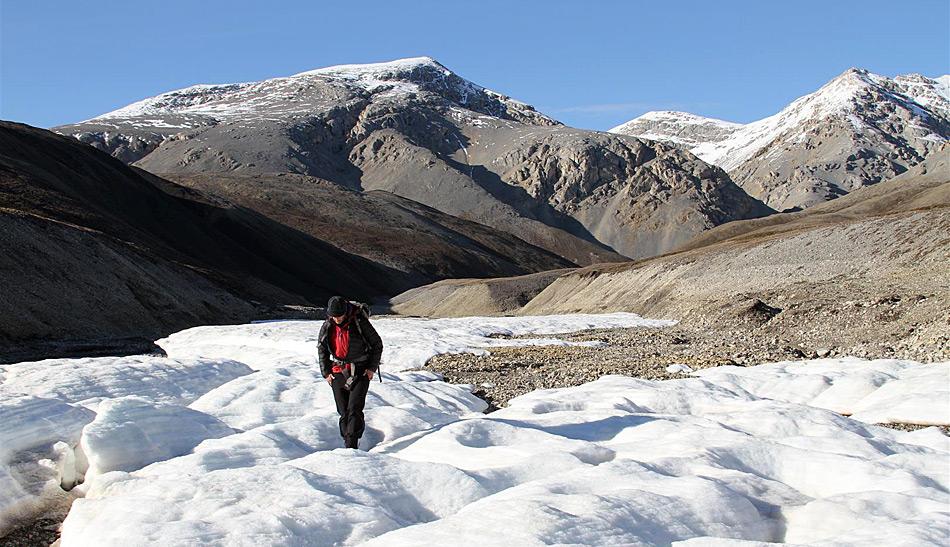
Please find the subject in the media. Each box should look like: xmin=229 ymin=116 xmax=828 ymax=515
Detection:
xmin=318 ymin=296 xmax=384 ymax=450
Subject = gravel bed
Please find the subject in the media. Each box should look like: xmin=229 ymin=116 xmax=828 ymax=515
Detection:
xmin=876 ymin=423 xmax=950 ymax=435
xmin=0 ymin=519 xmax=61 ymax=547
xmin=426 ymin=313 xmax=947 ymax=410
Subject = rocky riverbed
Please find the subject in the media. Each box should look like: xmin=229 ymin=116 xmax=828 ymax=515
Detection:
xmin=426 ymin=305 xmax=949 ymax=412
xmin=0 ymin=519 xmax=61 ymax=547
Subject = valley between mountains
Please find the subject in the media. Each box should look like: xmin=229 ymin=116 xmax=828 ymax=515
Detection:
xmin=1 ymin=55 xmax=947 ymax=547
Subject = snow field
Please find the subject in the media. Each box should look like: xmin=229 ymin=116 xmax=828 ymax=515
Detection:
xmin=62 ymin=373 xmax=950 ymax=546
xmin=79 ymin=397 xmax=235 ymax=481
xmin=365 ymin=376 xmax=948 ymax=545
xmin=156 ymin=313 xmax=675 ymax=371
xmin=0 ymin=356 xmax=252 ymax=532
xmin=1 ymin=313 xmax=947 ymax=545
xmin=0 ymin=355 xmax=254 ymax=409
xmin=693 ymin=357 xmax=950 ymax=425
xmin=3 ymin=314 xmax=655 ymax=536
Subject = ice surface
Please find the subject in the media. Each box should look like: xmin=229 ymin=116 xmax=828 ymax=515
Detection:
xmin=693 ymin=357 xmax=950 ymax=425
xmin=190 ymin=365 xmax=485 ymax=431
xmin=0 ymin=356 xmax=249 ymax=532
xmin=0 ymin=356 xmax=253 ymax=410
xmin=79 ymin=397 xmax=234 ymax=481
xmin=0 ymin=393 xmax=94 ymax=531
xmin=59 ymin=370 xmax=949 ymax=546
xmin=365 ymin=376 xmax=948 ymax=546
xmin=3 ymin=315 xmax=946 ymax=545
xmin=157 ymin=312 xmax=674 ymax=371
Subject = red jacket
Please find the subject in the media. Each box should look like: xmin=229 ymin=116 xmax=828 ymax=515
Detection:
xmin=318 ymin=304 xmax=383 ymax=377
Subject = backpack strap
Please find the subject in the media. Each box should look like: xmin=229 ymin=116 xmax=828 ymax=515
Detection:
xmin=350 ymin=303 xmax=382 ymax=382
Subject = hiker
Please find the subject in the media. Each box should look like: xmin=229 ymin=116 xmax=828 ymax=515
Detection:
xmin=318 ymin=296 xmax=384 ymax=450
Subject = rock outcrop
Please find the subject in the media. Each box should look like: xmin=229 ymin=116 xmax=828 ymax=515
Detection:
xmin=56 ymin=57 xmax=772 ymax=262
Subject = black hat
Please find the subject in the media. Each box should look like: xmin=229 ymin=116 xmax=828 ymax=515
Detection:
xmin=327 ymin=296 xmax=347 ymax=317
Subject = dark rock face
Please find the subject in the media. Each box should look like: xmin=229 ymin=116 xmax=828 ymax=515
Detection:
xmin=55 ymin=57 xmax=772 ymax=263
xmin=465 ymin=128 xmax=773 ymax=258
xmin=160 ymin=171 xmax=576 ymax=285
xmin=0 ymin=122 xmax=401 ymax=360
xmin=2 ymin=119 xmax=586 ymax=360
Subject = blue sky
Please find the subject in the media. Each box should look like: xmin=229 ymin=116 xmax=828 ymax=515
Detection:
xmin=2 ymin=0 xmax=948 ymax=131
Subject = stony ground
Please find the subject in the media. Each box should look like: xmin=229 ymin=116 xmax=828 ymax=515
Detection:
xmin=0 ymin=519 xmax=61 ymax=547
xmin=426 ymin=293 xmax=948 ymax=412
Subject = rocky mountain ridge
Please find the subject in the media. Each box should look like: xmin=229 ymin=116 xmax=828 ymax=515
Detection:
xmin=612 ymin=69 xmax=950 ymax=210
xmin=391 ymin=157 xmax=950 ymax=363
xmin=0 ymin=122 xmax=570 ymax=361
xmin=55 ymin=57 xmax=773 ymax=262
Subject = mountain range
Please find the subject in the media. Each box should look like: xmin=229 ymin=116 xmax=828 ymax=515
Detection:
xmin=0 ymin=122 xmax=570 ymax=360
xmin=54 ymin=57 xmax=772 ymax=262
xmin=611 ymin=69 xmax=949 ymax=211
xmin=391 ymin=154 xmax=949 ymax=359
xmin=6 ymin=58 xmax=947 ymax=359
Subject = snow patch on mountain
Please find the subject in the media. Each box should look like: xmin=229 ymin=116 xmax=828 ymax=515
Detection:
xmin=83 ymin=57 xmax=557 ymax=127
xmin=613 ymin=68 xmax=950 ymax=171
xmin=610 ymin=111 xmax=741 ymax=148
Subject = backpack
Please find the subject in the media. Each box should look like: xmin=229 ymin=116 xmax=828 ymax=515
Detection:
xmin=348 ymin=301 xmax=382 ymax=382
xmin=349 ymin=301 xmax=372 ymax=319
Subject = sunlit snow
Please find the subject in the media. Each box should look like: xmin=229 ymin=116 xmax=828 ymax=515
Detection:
xmin=1 ymin=313 xmax=947 ymax=545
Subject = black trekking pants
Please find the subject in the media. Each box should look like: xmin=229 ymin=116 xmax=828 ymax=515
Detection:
xmin=330 ymin=372 xmax=370 ymax=444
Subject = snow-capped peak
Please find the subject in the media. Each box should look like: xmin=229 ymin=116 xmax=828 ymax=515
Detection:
xmin=292 ymin=56 xmax=449 ymax=79
xmin=936 ymin=75 xmax=950 ymax=98
xmin=81 ymin=57 xmax=556 ymax=127
xmin=614 ymin=110 xmax=741 ymax=128
xmin=609 ymin=111 xmax=742 ymax=148
xmin=615 ymin=68 xmax=949 ymax=171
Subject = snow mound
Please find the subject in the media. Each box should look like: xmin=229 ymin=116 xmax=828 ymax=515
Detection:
xmin=0 ymin=356 xmax=253 ymax=410
xmin=59 ymin=371 xmax=949 ymax=546
xmin=693 ymin=358 xmax=950 ymax=425
xmin=59 ymin=369 xmax=491 ymax=545
xmin=78 ymin=397 xmax=234 ymax=481
xmin=367 ymin=375 xmax=948 ymax=545
xmin=63 ymin=450 xmax=489 ymax=546
xmin=190 ymin=365 xmax=485 ymax=431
